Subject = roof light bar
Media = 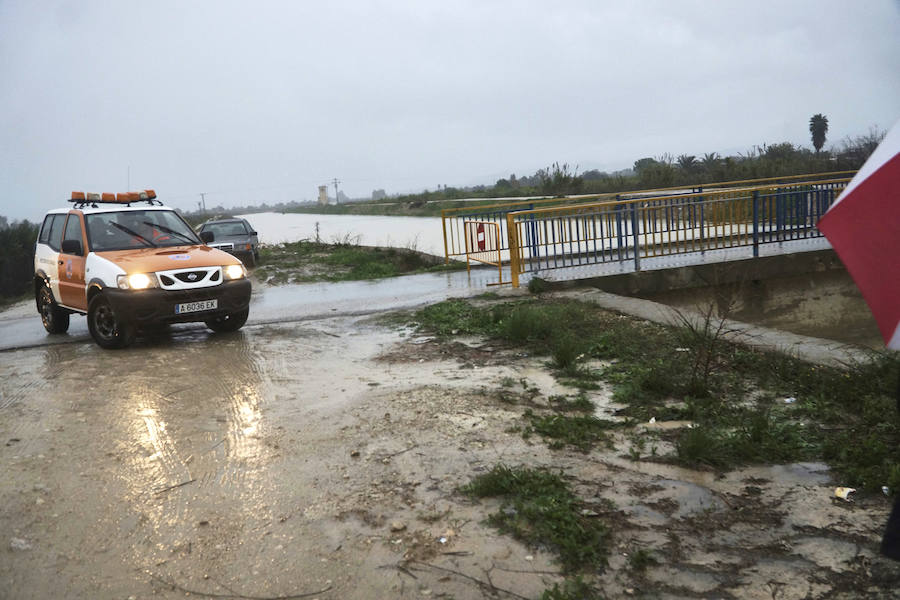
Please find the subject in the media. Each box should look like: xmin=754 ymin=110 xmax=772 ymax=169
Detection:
xmin=69 ymin=189 xmax=161 ymax=205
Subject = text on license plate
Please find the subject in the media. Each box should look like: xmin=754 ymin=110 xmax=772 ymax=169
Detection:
xmin=175 ymin=299 xmax=218 ymax=314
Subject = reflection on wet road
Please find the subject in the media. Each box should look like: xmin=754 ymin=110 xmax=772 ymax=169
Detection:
xmin=0 ymin=320 xmax=398 ymax=598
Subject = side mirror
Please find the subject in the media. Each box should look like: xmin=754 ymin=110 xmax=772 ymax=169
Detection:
xmin=199 ymin=231 xmax=214 ymax=243
xmin=249 ymin=230 xmax=257 ymax=236
xmin=61 ymin=239 xmax=82 ymax=255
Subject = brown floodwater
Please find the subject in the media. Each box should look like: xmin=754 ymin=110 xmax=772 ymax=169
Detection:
xmin=635 ymin=269 xmax=884 ymax=349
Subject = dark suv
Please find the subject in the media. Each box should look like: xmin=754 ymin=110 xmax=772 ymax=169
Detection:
xmin=197 ymin=218 xmax=260 ymax=266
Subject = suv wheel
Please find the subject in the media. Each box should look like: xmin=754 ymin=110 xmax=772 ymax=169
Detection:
xmin=37 ymin=284 xmax=70 ymax=334
xmin=88 ymin=294 xmax=136 ymax=349
xmin=205 ymin=307 xmax=249 ymax=333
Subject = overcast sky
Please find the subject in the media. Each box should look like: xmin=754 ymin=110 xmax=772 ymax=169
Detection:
xmin=1 ymin=1 xmax=898 ymax=222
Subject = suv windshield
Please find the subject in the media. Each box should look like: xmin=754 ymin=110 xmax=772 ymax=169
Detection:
xmin=86 ymin=210 xmax=201 ymax=251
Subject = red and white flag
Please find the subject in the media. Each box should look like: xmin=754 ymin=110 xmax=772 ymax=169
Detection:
xmin=817 ymin=120 xmax=900 ymax=349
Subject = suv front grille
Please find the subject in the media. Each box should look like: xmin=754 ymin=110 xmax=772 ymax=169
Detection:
xmin=156 ymin=266 xmax=222 ymax=290
xmin=175 ymin=270 xmax=208 ymax=283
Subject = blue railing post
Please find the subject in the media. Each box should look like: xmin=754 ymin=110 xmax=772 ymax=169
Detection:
xmin=527 ymin=204 xmax=538 ymax=261
xmin=615 ymin=197 xmax=624 ymax=262
xmin=630 ymin=203 xmax=641 ymax=271
xmin=752 ymin=190 xmax=759 ymax=258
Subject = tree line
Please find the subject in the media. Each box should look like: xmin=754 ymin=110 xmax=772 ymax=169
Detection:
xmin=388 ymin=125 xmax=883 ymax=201
xmin=0 ymin=219 xmax=39 ymax=302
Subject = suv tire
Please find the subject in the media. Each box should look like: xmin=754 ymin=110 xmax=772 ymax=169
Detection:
xmin=37 ymin=284 xmax=70 ymax=334
xmin=205 ymin=307 xmax=249 ymax=333
xmin=88 ymin=293 xmax=136 ymax=349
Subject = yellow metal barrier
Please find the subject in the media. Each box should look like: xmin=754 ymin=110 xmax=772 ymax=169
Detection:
xmin=464 ymin=221 xmax=508 ymax=285
xmin=441 ymin=170 xmax=856 ymax=263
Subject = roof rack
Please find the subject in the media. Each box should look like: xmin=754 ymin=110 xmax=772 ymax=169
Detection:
xmin=69 ymin=189 xmax=161 ymax=208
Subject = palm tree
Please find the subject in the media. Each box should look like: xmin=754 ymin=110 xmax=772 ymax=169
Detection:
xmin=701 ymin=152 xmax=720 ymax=172
xmin=810 ymin=114 xmax=829 ymax=153
xmin=677 ymin=154 xmax=697 ymax=172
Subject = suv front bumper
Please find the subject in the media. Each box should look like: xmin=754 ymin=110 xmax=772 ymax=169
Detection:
xmin=104 ymin=279 xmax=251 ymax=325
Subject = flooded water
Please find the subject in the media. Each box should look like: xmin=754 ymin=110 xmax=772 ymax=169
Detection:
xmin=636 ymin=269 xmax=883 ymax=349
xmin=237 ymin=212 xmax=446 ymax=256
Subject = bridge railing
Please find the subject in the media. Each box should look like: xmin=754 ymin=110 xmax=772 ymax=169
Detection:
xmin=504 ymin=178 xmax=850 ymax=287
xmin=441 ymin=170 xmax=856 ymax=263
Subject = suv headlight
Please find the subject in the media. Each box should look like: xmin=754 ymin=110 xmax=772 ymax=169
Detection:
xmin=224 ymin=264 xmax=246 ymax=280
xmin=117 ymin=273 xmax=159 ymax=290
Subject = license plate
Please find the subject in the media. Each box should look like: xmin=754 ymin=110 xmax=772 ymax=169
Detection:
xmin=175 ymin=299 xmax=217 ymax=315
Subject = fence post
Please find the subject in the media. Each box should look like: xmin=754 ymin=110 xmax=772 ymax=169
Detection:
xmin=630 ymin=203 xmax=641 ymax=271
xmin=752 ymin=190 xmax=759 ymax=258
xmin=507 ymin=213 xmax=520 ymax=288
xmin=441 ymin=211 xmax=450 ymax=264
xmin=615 ymin=196 xmax=624 ymax=262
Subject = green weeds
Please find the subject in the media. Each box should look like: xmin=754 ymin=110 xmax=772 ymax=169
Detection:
xmin=627 ymin=548 xmax=658 ymax=572
xmin=411 ymin=297 xmax=900 ymax=489
xmin=540 ymin=577 xmax=601 ymax=600
xmin=524 ymin=410 xmax=618 ymax=452
xmin=255 ymin=241 xmax=465 ymax=284
xmin=460 ymin=465 xmax=610 ymax=572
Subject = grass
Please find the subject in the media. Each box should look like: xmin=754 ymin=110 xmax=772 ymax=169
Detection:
xmin=524 ymin=409 xmax=618 ymax=452
xmin=627 ymin=548 xmax=658 ymax=572
xmin=460 ymin=465 xmax=610 ymax=572
xmin=540 ymin=577 xmax=601 ymax=600
xmin=254 ymin=240 xmax=465 ymax=284
xmin=411 ymin=297 xmax=900 ymax=490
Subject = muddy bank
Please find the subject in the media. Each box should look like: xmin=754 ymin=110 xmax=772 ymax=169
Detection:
xmin=1 ymin=311 xmax=898 ymax=599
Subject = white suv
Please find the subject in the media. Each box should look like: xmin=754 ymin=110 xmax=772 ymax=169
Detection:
xmin=34 ymin=190 xmax=252 ymax=349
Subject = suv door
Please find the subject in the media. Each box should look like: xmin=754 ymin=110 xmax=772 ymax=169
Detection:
xmin=57 ymin=212 xmax=88 ymax=311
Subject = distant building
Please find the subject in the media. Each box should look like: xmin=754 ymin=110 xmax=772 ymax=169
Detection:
xmin=372 ymin=189 xmax=387 ymax=200
xmin=318 ymin=185 xmax=329 ymax=205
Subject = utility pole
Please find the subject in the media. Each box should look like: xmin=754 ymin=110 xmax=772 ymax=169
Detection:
xmin=331 ymin=178 xmax=340 ymax=204
xmin=199 ymin=193 xmax=207 ymax=214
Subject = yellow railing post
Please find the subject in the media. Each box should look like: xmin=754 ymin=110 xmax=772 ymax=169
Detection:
xmin=441 ymin=210 xmax=450 ymax=264
xmin=507 ymin=213 xmax=520 ymax=288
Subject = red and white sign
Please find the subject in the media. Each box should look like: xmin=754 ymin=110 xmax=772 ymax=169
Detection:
xmin=476 ymin=223 xmax=486 ymax=251
xmin=817 ymin=119 xmax=900 ymax=349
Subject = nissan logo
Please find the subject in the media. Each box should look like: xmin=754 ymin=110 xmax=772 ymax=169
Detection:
xmin=187 ymin=273 xmax=198 ymax=281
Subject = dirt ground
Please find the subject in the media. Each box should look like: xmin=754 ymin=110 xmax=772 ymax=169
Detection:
xmin=2 ymin=309 xmax=899 ymax=599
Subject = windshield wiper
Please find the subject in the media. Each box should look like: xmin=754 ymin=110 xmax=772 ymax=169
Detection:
xmin=110 ymin=222 xmax=155 ymax=247
xmin=141 ymin=221 xmax=196 ymax=244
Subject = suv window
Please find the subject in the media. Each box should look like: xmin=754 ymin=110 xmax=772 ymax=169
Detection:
xmin=39 ymin=214 xmax=66 ymax=251
xmin=86 ymin=210 xmax=201 ymax=251
xmin=62 ymin=214 xmax=84 ymax=255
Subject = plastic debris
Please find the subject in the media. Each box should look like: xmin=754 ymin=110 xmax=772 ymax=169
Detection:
xmin=883 ymin=486 xmax=891 ymax=496
xmin=675 ymin=347 xmax=690 ymax=352
xmin=834 ymin=487 xmax=856 ymax=501
xmin=10 ymin=538 xmax=31 ymax=551
xmin=783 ymin=397 xmax=797 ymax=404
xmin=648 ymin=417 xmax=656 ymax=424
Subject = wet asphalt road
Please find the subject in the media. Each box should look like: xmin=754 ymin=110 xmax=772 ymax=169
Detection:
xmin=0 ymin=268 xmax=504 ymax=352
